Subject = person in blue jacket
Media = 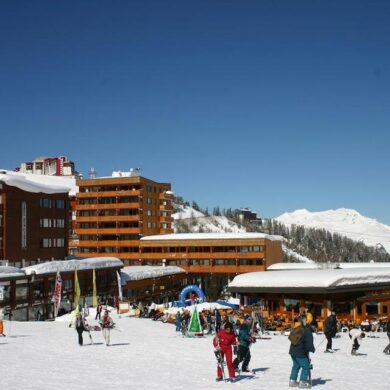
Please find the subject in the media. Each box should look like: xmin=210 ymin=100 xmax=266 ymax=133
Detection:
xmin=233 ymin=315 xmax=255 ymax=372
xmin=289 ymin=314 xmax=315 ymax=389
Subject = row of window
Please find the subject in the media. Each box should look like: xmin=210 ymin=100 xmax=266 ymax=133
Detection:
xmin=146 ymin=222 xmax=171 ymax=229
xmin=79 ymin=234 xmax=140 ymax=241
xmin=80 ymin=185 xmax=141 ymax=192
xmin=79 ymin=196 xmax=140 ymax=205
xmin=141 ymin=246 xmax=264 ymax=253
xmin=40 ymin=238 xmax=65 ymax=248
xmin=39 ymin=198 xmax=65 ymax=209
xmin=78 ymin=209 xmax=140 ymax=217
xmin=78 ymin=222 xmax=140 ymax=229
xmin=39 ymin=218 xmax=65 ymax=228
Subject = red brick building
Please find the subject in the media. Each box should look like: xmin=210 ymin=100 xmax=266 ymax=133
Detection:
xmin=0 ymin=170 xmax=74 ymax=267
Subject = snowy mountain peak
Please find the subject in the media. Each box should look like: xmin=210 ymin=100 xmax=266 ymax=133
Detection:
xmin=276 ymin=208 xmax=390 ymax=254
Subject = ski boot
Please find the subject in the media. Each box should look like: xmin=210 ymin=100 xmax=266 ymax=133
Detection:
xmin=215 ymin=377 xmax=223 ymax=382
xmin=289 ymin=380 xmax=299 ymax=387
xmin=298 ymin=381 xmax=312 ymax=388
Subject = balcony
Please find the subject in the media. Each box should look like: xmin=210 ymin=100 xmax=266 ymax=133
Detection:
xmin=159 ymin=216 xmax=173 ymax=223
xmin=75 ymin=227 xmax=141 ymax=235
xmin=159 ymin=204 xmax=173 ymax=211
xmin=75 ymin=202 xmax=141 ymax=210
xmin=158 ymin=192 xmax=173 ymax=200
xmin=77 ymin=189 xmax=142 ymax=198
xmin=76 ymin=240 xmax=140 ymax=247
xmin=159 ymin=228 xmax=174 ymax=235
xmin=77 ymin=215 xmax=141 ymax=223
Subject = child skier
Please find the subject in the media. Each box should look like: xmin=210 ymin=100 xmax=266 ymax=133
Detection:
xmin=213 ymin=322 xmax=237 ymax=382
xmin=349 ymin=328 xmax=365 ymax=355
xmin=100 ymin=310 xmax=114 ymax=346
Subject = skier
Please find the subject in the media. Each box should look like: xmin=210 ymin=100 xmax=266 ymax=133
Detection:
xmin=100 ymin=310 xmax=114 ymax=346
xmin=233 ymin=315 xmax=255 ymax=373
xmin=349 ymin=328 xmax=365 ymax=355
xmin=95 ymin=303 xmax=102 ymax=320
xmin=288 ymin=314 xmax=315 ymax=389
xmin=323 ymin=311 xmax=337 ymax=352
xmin=75 ymin=313 xmax=85 ymax=346
xmin=175 ymin=310 xmax=182 ymax=332
xmin=383 ymin=324 xmax=390 ymax=355
xmin=0 ymin=308 xmax=5 ymax=337
xmin=214 ymin=309 xmax=221 ymax=333
xmin=213 ymin=322 xmax=237 ymax=382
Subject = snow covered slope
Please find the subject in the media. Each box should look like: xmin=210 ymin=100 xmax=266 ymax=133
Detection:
xmin=1 ymin=314 xmax=389 ymax=390
xmin=276 ymin=208 xmax=390 ymax=254
xmin=173 ymin=204 xmax=246 ymax=233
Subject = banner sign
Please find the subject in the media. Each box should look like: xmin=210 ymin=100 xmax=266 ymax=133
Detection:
xmin=52 ymin=271 xmax=62 ymax=317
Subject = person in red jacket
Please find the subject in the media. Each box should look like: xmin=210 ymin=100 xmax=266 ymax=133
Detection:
xmin=213 ymin=322 xmax=237 ymax=382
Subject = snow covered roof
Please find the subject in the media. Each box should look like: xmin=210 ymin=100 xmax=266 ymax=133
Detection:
xmin=23 ymin=257 xmax=123 ymax=276
xmin=268 ymin=262 xmax=390 ymax=271
xmin=0 ymin=170 xmax=78 ymax=195
xmin=0 ymin=266 xmax=26 ymax=280
xmin=141 ymin=233 xmax=282 ymax=241
xmin=229 ymin=267 xmax=390 ymax=293
xmin=121 ymin=266 xmax=186 ymax=284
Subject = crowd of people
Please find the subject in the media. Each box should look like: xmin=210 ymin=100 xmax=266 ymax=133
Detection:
xmin=67 ymin=300 xmax=390 ymax=387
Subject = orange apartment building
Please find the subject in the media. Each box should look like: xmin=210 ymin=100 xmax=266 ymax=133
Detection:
xmin=72 ymin=174 xmax=283 ymax=297
xmin=138 ymin=233 xmax=283 ymax=296
xmin=72 ymin=174 xmax=173 ymax=261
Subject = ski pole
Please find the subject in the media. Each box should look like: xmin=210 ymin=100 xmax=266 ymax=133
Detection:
xmin=315 ymin=336 xmax=327 ymax=349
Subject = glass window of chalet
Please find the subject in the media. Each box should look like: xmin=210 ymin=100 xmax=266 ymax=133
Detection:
xmin=56 ymin=199 xmax=65 ymax=208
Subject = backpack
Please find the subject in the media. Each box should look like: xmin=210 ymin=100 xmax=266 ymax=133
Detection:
xmin=288 ymin=326 xmax=305 ymax=346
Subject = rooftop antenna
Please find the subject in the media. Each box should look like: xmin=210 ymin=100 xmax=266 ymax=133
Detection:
xmin=89 ymin=167 xmax=97 ymax=179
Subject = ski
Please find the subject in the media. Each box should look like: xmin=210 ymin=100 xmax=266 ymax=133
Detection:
xmin=214 ymin=349 xmax=227 ymax=382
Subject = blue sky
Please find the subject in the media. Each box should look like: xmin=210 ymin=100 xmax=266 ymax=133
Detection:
xmin=1 ymin=1 xmax=389 ymax=223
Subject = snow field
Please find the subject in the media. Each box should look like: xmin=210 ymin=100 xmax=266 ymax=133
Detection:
xmin=0 ymin=314 xmax=389 ymax=390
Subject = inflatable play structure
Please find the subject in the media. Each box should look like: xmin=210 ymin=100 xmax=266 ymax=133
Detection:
xmin=175 ymin=285 xmax=206 ymax=307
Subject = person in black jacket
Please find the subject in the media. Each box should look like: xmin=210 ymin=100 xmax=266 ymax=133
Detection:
xmin=289 ymin=314 xmax=315 ymax=389
xmin=75 ymin=313 xmax=85 ymax=346
xmin=384 ymin=325 xmax=390 ymax=355
xmin=323 ymin=311 xmax=337 ymax=353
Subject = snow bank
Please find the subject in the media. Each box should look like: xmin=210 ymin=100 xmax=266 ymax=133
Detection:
xmin=121 ymin=266 xmax=185 ymax=284
xmin=0 ymin=169 xmax=77 ymax=195
xmin=229 ymin=267 xmax=390 ymax=289
xmin=23 ymin=257 xmax=123 ymax=275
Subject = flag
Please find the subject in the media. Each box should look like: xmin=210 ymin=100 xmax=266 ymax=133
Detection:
xmin=74 ymin=268 xmax=80 ymax=310
xmin=52 ymin=271 xmax=62 ymax=318
xmin=188 ymin=306 xmax=203 ymax=335
xmin=117 ymin=271 xmax=123 ymax=301
xmin=92 ymin=268 xmax=98 ymax=308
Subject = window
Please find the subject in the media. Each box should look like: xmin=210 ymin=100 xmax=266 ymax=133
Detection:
xmin=147 ymin=197 xmax=152 ymax=205
xmin=56 ymin=199 xmax=65 ymax=208
xmin=147 ymin=222 xmax=152 ymax=228
xmin=147 ymin=210 xmax=152 ymax=216
xmin=40 ymin=198 xmax=52 ymax=208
